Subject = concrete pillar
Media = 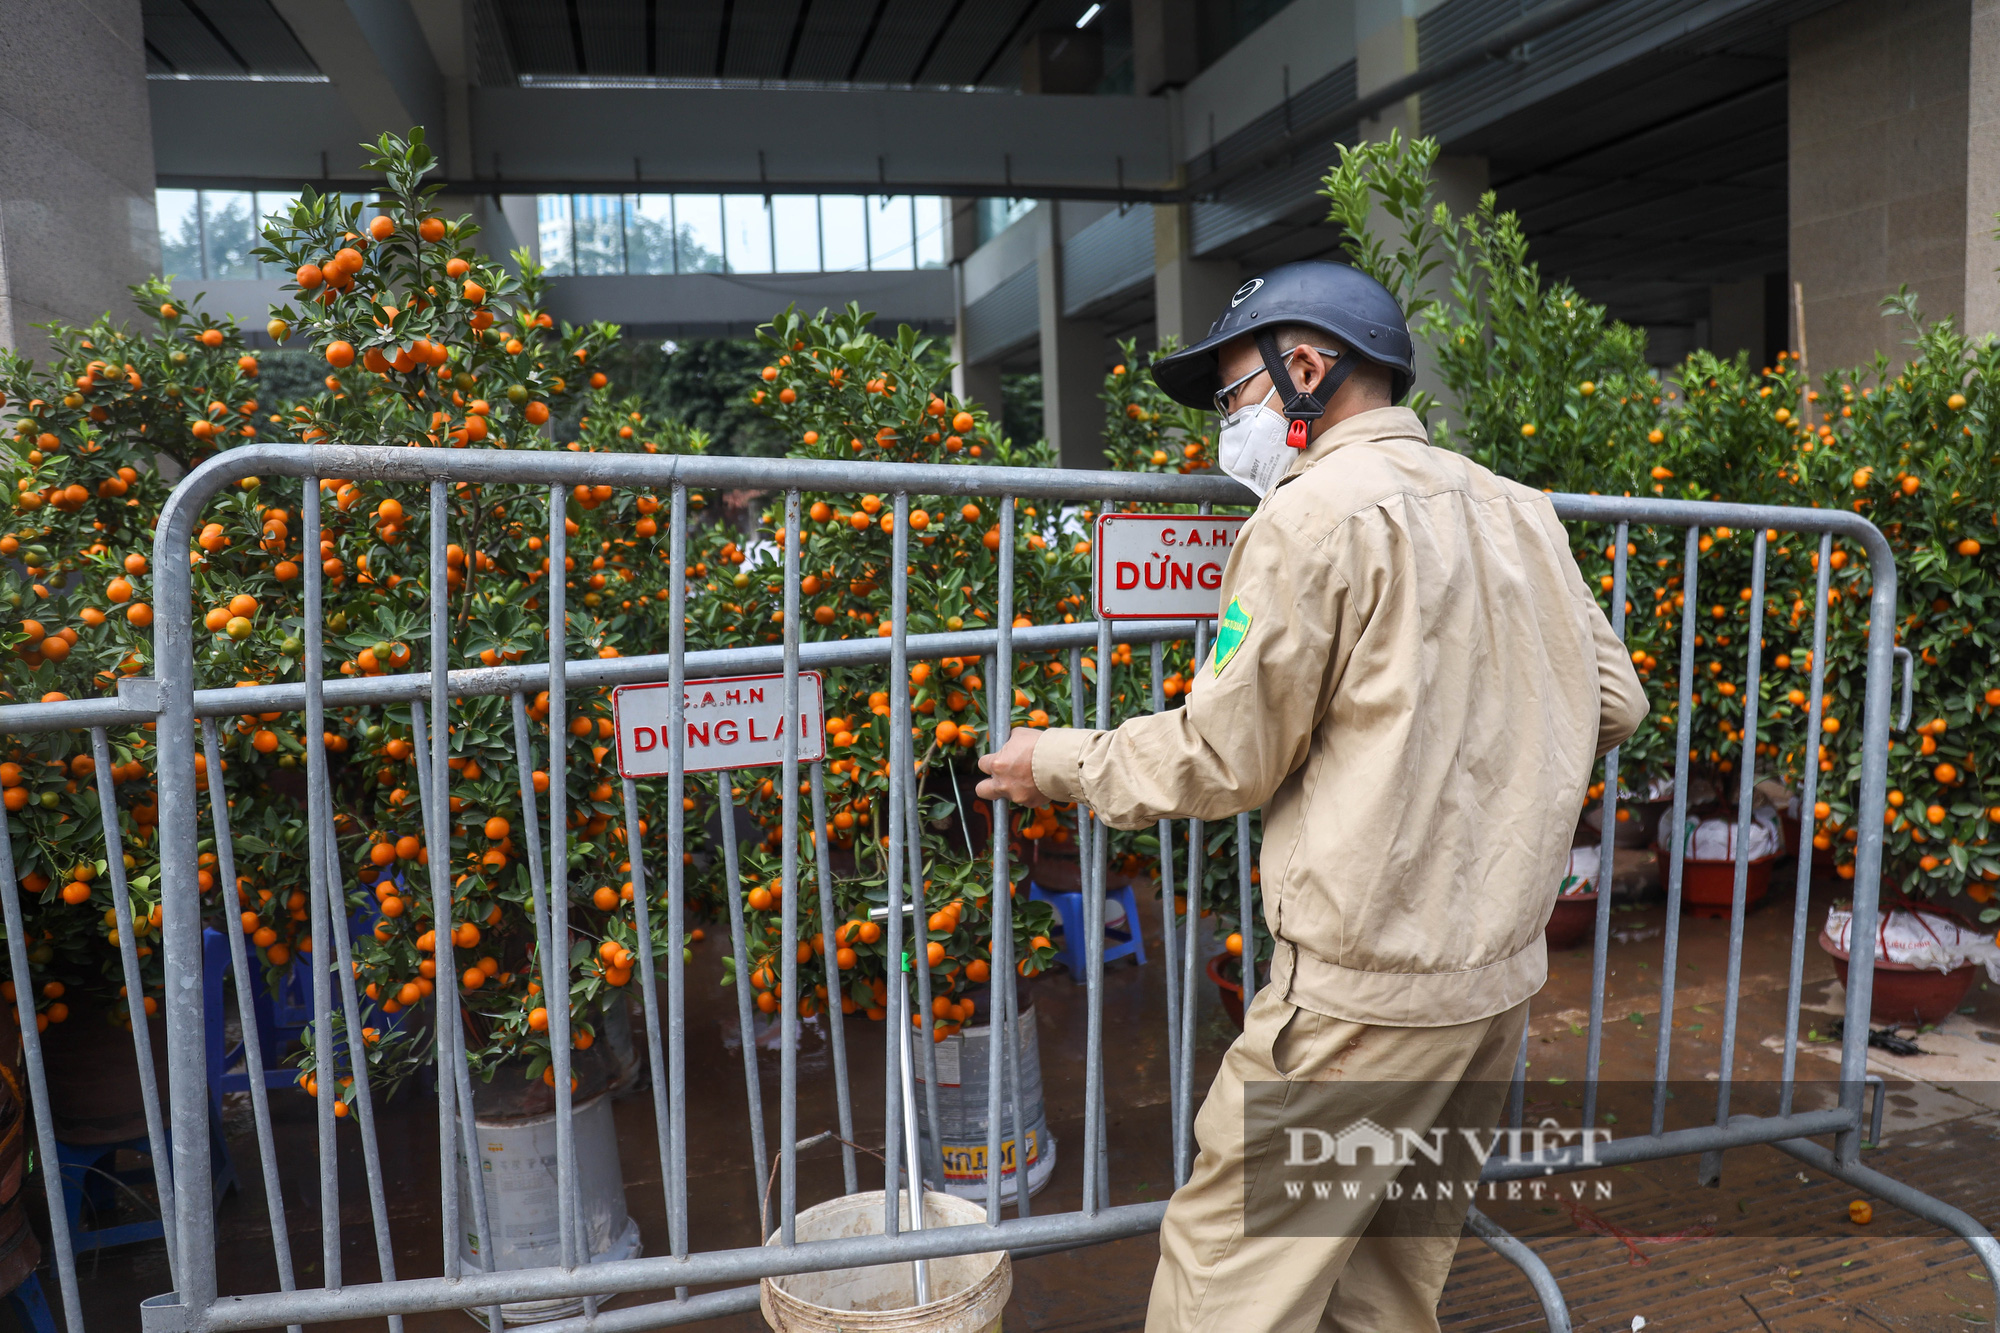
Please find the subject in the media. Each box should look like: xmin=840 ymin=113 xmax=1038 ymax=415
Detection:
xmin=1709 ymin=277 xmax=1769 ymax=364
xmin=946 ymin=198 xmax=981 ymax=264
xmin=953 ymin=355 xmax=1005 ymax=416
xmin=501 ymin=196 xmax=539 ymax=263
xmin=951 ymin=263 xmax=1005 ymax=410
xmin=1789 ymin=0 xmax=2000 ymax=371
xmin=1133 ymin=0 xmax=1198 ymax=95
xmin=1351 ymin=0 xmax=1493 ymax=416
xmin=1964 ymin=0 xmax=2000 ymax=339
xmin=1153 ymin=204 xmax=1240 ymax=347
xmin=1036 ymin=203 xmax=1104 ymax=469
xmin=1021 ymin=28 xmax=1104 ymax=95
xmin=1354 ymin=0 xmax=1420 ymax=140
xmin=1707 ymin=274 xmax=1792 ymax=367
xmin=1407 ymin=155 xmax=1487 ymax=418
xmin=0 ymin=0 xmax=159 ymax=364
xmin=410 ymin=0 xmax=472 ymax=177
xmin=946 ymin=198 xmax=1007 ymax=413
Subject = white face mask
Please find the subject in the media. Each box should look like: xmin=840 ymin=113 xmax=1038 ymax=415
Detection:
xmin=1216 ymin=385 xmax=1294 ymax=498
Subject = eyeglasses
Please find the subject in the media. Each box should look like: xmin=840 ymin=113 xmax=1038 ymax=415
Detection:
xmin=1212 ymin=346 xmax=1344 ymax=416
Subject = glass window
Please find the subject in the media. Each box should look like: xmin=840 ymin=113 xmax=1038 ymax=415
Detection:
xmin=538 ymin=195 xmax=574 ymax=276
xmin=771 ymin=195 xmax=820 ymax=273
xmin=722 ymin=196 xmax=772 ymax=274
xmin=157 ymin=189 xmax=202 ymax=281
xmin=915 ymin=197 xmax=946 ymax=268
xmin=531 ymin=191 xmax=952 ymax=275
xmin=573 ymin=194 xmax=625 ymax=275
xmin=673 ymin=195 xmax=725 ymax=274
xmin=819 ymin=196 xmax=867 ymax=272
xmin=976 ymin=197 xmax=1035 ymax=246
xmin=869 ymin=196 xmax=915 ymax=271
xmin=625 ymin=196 xmax=675 ymax=275
xmin=201 ymin=190 xmax=259 ymax=280
xmin=255 ymin=193 xmax=300 ymax=277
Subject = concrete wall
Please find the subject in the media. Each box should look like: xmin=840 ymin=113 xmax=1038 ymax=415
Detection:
xmin=1178 ymin=0 xmax=1358 ymax=155
xmin=175 ymin=269 xmax=954 ymax=343
xmin=1790 ymin=0 xmax=1977 ymax=372
xmin=1964 ymin=0 xmax=2000 ymax=340
xmin=479 ymin=268 xmax=952 ymax=339
xmin=0 ymin=0 xmax=160 ymax=364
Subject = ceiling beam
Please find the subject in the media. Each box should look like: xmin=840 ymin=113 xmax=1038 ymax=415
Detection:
xmin=154 ymin=82 xmax=1179 ymax=200
xmin=267 ymin=0 xmax=445 ymax=148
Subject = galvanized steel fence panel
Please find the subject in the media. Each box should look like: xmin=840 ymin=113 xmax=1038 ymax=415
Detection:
xmin=0 ymin=445 xmax=1980 ymax=1331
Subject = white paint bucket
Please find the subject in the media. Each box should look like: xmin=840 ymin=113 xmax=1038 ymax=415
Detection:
xmin=760 ymin=1190 xmax=1010 ymax=1332
xmin=455 ymin=1091 xmax=642 ymax=1326
xmin=915 ymin=1002 xmax=1055 ymax=1200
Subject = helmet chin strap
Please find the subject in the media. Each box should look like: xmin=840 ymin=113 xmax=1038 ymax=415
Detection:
xmin=1254 ymin=330 xmax=1354 ymax=449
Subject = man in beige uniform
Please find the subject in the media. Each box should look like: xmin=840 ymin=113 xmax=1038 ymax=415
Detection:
xmin=978 ymin=261 xmax=1647 ymax=1332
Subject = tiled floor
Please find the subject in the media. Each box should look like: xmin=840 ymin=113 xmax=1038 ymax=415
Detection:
xmin=46 ymin=852 xmax=2000 ymax=1332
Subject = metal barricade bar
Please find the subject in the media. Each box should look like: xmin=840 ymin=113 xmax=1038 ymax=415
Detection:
xmin=0 ymin=443 xmax=1960 ymax=1331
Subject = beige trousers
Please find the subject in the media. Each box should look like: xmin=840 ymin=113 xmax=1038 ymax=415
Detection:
xmin=1146 ymin=987 xmax=1530 ymax=1333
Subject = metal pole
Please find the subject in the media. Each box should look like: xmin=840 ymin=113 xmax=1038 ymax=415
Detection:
xmin=808 ymin=763 xmax=859 ymax=1193
xmin=541 ymin=484 xmax=579 ymax=1267
xmin=1701 ymin=529 xmax=1768 ymax=1186
xmin=1583 ymin=522 xmax=1628 ymax=1131
xmin=715 ymin=775 xmax=770 ymax=1217
xmin=898 ymin=956 xmax=931 ymax=1305
xmin=407 ymin=698 xmax=503 ymax=1328
xmin=1149 ymin=640 xmax=1186 ymax=1187
xmin=197 ymin=720 xmax=301 ymax=1331
xmin=666 ymin=484 xmax=691 ymax=1276
xmin=312 ymin=785 xmax=412 ymax=1332
xmin=984 ymin=499 xmax=1016 ymax=1225
xmin=0 ymin=794 xmax=85 ymax=1331
xmin=1084 ymin=559 xmax=1113 ymax=1213
xmin=305 ymin=476 xmax=342 ymax=1289
xmin=621 ymin=777 xmax=679 ymax=1235
xmin=779 ymin=491 xmax=803 ymax=1245
xmin=88 ymin=726 xmax=177 ymax=1280
xmin=1780 ymin=534 xmax=1835 ymax=1114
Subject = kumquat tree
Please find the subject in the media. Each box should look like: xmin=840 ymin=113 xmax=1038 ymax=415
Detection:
xmin=0 ymin=129 xmax=727 ymax=1101
xmin=1328 ymin=130 xmax=2000 ymax=928
xmin=12 ymin=121 xmax=2000 ymax=1109
xmin=709 ymin=304 xmax=1258 ymax=1032
xmin=0 ymin=278 xmax=253 ymax=1039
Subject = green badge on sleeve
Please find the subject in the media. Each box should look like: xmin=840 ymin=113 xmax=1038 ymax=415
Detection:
xmin=1213 ymin=596 xmax=1251 ymax=675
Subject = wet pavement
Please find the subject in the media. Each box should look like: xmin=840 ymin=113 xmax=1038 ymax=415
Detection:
xmin=39 ymin=849 xmax=2000 ymax=1331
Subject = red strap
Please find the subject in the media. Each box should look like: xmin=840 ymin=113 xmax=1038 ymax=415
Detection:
xmin=1286 ymin=418 xmax=1310 ymax=450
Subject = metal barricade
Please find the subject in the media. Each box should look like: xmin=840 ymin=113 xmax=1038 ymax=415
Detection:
xmin=0 ymin=444 xmax=1984 ymax=1331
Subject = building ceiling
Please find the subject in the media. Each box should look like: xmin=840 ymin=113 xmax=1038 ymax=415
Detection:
xmin=143 ymin=0 xmax=1837 ymax=362
xmin=1184 ymin=0 xmax=1827 ymax=357
xmin=143 ymin=0 xmax=1127 ymax=88
xmin=1465 ymin=21 xmax=1796 ymax=339
xmin=143 ymin=0 xmax=319 ymax=77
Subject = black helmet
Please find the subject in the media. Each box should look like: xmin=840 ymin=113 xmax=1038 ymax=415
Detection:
xmin=1151 ymin=261 xmax=1415 ymax=416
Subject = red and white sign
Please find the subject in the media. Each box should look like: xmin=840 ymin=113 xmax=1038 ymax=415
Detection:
xmin=1092 ymin=513 xmax=1246 ymax=620
xmin=613 ymin=671 xmax=825 ymax=777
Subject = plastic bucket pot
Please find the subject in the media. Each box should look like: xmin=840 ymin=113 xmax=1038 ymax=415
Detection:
xmin=1653 ymin=848 xmax=1774 ymax=918
xmin=1818 ymin=929 xmax=1980 ymax=1026
xmin=1544 ymin=893 xmax=1599 ymax=951
xmin=455 ymin=1090 xmax=642 ymax=1327
xmin=760 ymin=1190 xmax=1010 ymax=1332
xmin=913 ymin=1001 xmax=1055 ymax=1200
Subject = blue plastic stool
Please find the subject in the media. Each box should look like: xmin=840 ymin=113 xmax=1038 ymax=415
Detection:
xmin=54 ymin=1106 xmax=235 ymax=1253
xmin=5 ymin=1272 xmax=55 ymax=1333
xmin=1027 ymin=880 xmax=1146 ymax=981
xmin=202 ymin=887 xmax=401 ymax=1098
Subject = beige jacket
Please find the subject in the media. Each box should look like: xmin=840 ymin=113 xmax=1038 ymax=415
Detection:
xmin=1034 ymin=407 xmax=1647 ymax=1027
